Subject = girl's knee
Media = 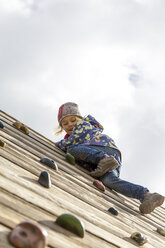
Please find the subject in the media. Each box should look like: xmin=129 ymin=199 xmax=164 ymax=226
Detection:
xmin=100 ymin=170 xmax=120 ymax=185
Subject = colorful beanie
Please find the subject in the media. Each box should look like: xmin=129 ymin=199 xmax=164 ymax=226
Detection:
xmin=58 ymin=102 xmax=82 ymax=124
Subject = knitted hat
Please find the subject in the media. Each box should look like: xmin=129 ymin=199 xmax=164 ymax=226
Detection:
xmin=58 ymin=102 xmax=82 ymax=124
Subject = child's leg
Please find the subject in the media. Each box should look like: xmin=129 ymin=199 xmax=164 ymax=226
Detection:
xmin=100 ymin=168 xmax=148 ymax=201
xmin=100 ymin=168 xmax=164 ymax=214
xmin=67 ymin=144 xmax=106 ymax=165
xmin=67 ymin=145 xmax=119 ymax=175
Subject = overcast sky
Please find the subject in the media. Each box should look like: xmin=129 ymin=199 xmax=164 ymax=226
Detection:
xmin=1 ymin=0 xmax=165 ymax=204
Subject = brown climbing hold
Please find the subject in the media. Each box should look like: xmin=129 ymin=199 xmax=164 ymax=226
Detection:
xmin=13 ymin=121 xmax=29 ymax=135
xmin=93 ymin=180 xmax=105 ymax=191
xmin=157 ymin=227 xmax=165 ymax=236
xmin=20 ymin=124 xmax=29 ymax=135
xmin=9 ymin=221 xmax=47 ymax=248
xmin=130 ymin=232 xmax=147 ymax=246
xmin=0 ymin=139 xmax=6 ymax=148
xmin=13 ymin=121 xmax=22 ymax=129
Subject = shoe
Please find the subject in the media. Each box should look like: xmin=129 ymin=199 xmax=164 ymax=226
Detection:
xmin=90 ymin=155 xmax=119 ymax=177
xmin=139 ymin=192 xmax=165 ymax=214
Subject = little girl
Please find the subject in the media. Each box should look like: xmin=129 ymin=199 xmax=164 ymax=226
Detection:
xmin=55 ymin=102 xmax=164 ymax=214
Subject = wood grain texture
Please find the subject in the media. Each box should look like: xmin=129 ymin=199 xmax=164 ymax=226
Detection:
xmin=0 ymin=110 xmax=165 ymax=248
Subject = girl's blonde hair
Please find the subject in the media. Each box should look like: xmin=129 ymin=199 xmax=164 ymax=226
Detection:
xmin=54 ymin=125 xmax=64 ymax=136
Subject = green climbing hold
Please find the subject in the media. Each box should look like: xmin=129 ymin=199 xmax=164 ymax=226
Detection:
xmin=130 ymin=232 xmax=147 ymax=246
xmin=157 ymin=227 xmax=165 ymax=236
xmin=56 ymin=213 xmax=85 ymax=238
xmin=66 ymin=153 xmax=76 ymax=165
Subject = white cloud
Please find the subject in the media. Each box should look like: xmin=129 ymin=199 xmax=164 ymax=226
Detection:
xmin=0 ymin=0 xmax=36 ymax=15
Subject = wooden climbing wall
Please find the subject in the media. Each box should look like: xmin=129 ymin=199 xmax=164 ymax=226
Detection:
xmin=0 ymin=109 xmax=165 ymax=248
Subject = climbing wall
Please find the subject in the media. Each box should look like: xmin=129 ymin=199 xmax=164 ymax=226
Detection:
xmin=0 ymin=109 xmax=165 ymax=248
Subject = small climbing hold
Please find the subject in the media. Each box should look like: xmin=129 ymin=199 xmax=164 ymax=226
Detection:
xmin=108 ymin=207 xmax=118 ymax=216
xmin=13 ymin=121 xmax=22 ymax=129
xmin=40 ymin=157 xmax=58 ymax=170
xmin=56 ymin=213 xmax=85 ymax=238
xmin=20 ymin=124 xmax=29 ymax=135
xmin=0 ymin=120 xmax=4 ymax=128
xmin=66 ymin=153 xmax=76 ymax=165
xmin=130 ymin=232 xmax=147 ymax=246
xmin=93 ymin=180 xmax=105 ymax=191
xmin=0 ymin=139 xmax=6 ymax=148
xmin=38 ymin=171 xmax=51 ymax=188
xmin=13 ymin=121 xmax=29 ymax=135
xmin=157 ymin=227 xmax=165 ymax=236
xmin=9 ymin=220 xmax=47 ymax=248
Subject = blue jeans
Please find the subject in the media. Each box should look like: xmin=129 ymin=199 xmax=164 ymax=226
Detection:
xmin=67 ymin=144 xmax=148 ymax=201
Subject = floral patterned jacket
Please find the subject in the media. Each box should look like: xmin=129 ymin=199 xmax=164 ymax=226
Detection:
xmin=56 ymin=115 xmax=121 ymax=160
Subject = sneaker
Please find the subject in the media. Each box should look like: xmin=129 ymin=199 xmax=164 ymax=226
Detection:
xmin=139 ymin=192 xmax=165 ymax=214
xmin=90 ymin=154 xmax=119 ymax=177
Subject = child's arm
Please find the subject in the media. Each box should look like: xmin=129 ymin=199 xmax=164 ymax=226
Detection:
xmin=84 ymin=115 xmax=104 ymax=131
xmin=55 ymin=120 xmax=89 ymax=151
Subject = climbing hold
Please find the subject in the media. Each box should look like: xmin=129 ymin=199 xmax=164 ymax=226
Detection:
xmin=13 ymin=121 xmax=22 ymax=129
xmin=157 ymin=227 xmax=165 ymax=236
xmin=0 ymin=139 xmax=6 ymax=148
xmin=93 ymin=180 xmax=105 ymax=191
xmin=38 ymin=171 xmax=51 ymax=188
xmin=0 ymin=120 xmax=4 ymax=128
xmin=20 ymin=124 xmax=29 ymax=135
xmin=40 ymin=158 xmax=58 ymax=170
xmin=130 ymin=232 xmax=147 ymax=246
xmin=108 ymin=207 xmax=118 ymax=216
xmin=9 ymin=220 xmax=47 ymax=248
xmin=13 ymin=121 xmax=29 ymax=135
xmin=56 ymin=213 xmax=85 ymax=238
xmin=66 ymin=153 xmax=76 ymax=165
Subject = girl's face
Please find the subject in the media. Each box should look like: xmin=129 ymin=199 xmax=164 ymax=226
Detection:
xmin=61 ymin=115 xmax=81 ymax=135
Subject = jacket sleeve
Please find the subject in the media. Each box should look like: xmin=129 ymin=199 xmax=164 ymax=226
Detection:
xmin=55 ymin=120 xmax=91 ymax=151
xmin=84 ymin=115 xmax=104 ymax=132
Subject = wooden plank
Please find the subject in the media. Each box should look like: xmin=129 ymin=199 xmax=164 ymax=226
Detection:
xmin=3 ymin=120 xmax=165 ymax=223
xmin=0 ymin=201 xmax=115 ymax=248
xmin=2 ymin=117 xmax=165 ymax=224
xmin=0 ymin=110 xmax=54 ymax=147
xmin=0 ymin=224 xmax=15 ymax=248
xmin=0 ymin=156 xmax=142 ymax=248
xmin=1 ymin=130 xmax=165 ymax=229
xmin=0 ymin=156 xmax=165 ymax=248
xmin=0 ymin=135 xmax=123 ymax=206
xmin=0 ymin=138 xmax=150 ymax=231
xmin=2 ymin=120 xmax=165 ymax=219
xmin=0 ymin=128 xmax=128 ymax=206
xmin=0 ymin=189 xmax=131 ymax=248
xmin=0 ymin=120 xmax=94 ymax=177
xmin=0 ymin=125 xmax=131 ymax=201
xmin=1 ymin=111 xmax=165 ymax=248
xmin=0 ymin=155 xmax=129 ymax=236
xmin=1 ymin=134 xmax=165 ymax=238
